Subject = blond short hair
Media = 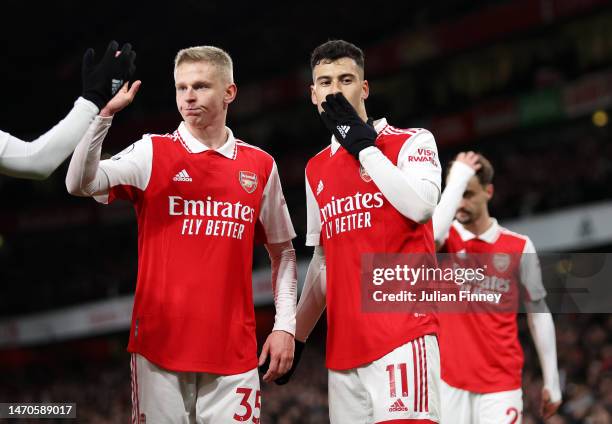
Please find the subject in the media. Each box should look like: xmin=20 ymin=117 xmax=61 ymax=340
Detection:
xmin=174 ymin=46 xmax=234 ymax=83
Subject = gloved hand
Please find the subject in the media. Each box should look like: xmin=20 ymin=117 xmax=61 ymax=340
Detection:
xmin=259 ymin=340 xmax=305 ymax=385
xmin=82 ymin=41 xmax=137 ymax=110
xmin=320 ymin=92 xmax=378 ymax=160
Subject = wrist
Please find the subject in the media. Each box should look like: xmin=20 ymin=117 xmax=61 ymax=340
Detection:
xmin=99 ymin=106 xmax=116 ymax=118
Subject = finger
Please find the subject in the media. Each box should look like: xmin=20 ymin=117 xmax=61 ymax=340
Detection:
xmin=334 ymin=92 xmax=357 ymax=115
xmin=278 ymin=354 xmax=293 ymax=375
xmin=325 ymin=93 xmax=344 ymax=116
xmin=263 ymin=356 xmax=280 ymax=382
xmin=119 ymin=43 xmax=133 ymax=56
xmin=127 ymin=80 xmax=142 ymax=98
xmin=258 ymin=342 xmax=270 ymax=366
xmin=103 ymin=40 xmax=119 ymax=62
xmin=82 ymin=48 xmax=95 ymax=75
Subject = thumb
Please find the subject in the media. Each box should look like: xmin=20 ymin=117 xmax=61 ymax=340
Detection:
xmin=127 ymin=80 xmax=142 ymax=98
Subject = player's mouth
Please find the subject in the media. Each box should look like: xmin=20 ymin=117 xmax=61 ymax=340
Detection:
xmin=184 ymin=108 xmax=202 ymax=116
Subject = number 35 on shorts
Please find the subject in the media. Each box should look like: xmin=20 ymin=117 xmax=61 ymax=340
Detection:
xmin=233 ymin=387 xmax=261 ymax=423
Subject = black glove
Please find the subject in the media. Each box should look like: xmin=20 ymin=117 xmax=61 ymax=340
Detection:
xmin=82 ymin=40 xmax=137 ymax=110
xmin=320 ymin=92 xmax=378 ymax=160
xmin=258 ymin=340 xmax=305 ymax=385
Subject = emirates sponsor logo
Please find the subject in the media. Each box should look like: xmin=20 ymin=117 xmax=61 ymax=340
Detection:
xmin=168 ymin=196 xmax=255 ymax=223
xmin=389 ymin=398 xmax=409 ymax=412
xmin=239 ymin=171 xmax=258 ymax=193
xmin=173 ymin=169 xmax=192 ymax=182
xmin=320 ymin=192 xmax=384 ymax=222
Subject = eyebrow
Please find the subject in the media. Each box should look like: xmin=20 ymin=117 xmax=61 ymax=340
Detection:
xmin=315 ymin=72 xmax=357 ymax=83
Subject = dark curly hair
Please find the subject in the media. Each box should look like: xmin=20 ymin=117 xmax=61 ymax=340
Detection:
xmin=310 ymin=40 xmax=364 ymax=72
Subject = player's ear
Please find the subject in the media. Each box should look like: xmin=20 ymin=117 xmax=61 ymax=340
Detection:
xmin=485 ymin=183 xmax=494 ymax=200
xmin=224 ymin=83 xmax=237 ymax=105
xmin=310 ymin=85 xmax=318 ymax=106
xmin=362 ymin=79 xmax=369 ymax=100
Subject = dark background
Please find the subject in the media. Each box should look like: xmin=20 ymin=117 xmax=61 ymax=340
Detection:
xmin=0 ymin=1 xmax=611 ymax=422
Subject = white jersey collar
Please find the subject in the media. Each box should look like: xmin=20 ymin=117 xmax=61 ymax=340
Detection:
xmin=452 ymin=218 xmax=500 ymax=244
xmin=178 ymin=122 xmax=237 ymax=159
xmin=330 ymin=117 xmax=388 ymax=156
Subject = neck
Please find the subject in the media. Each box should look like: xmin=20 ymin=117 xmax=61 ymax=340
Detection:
xmin=359 ymin=105 xmax=369 ymax=123
xmin=185 ymin=120 xmax=228 ymax=150
xmin=462 ymin=209 xmax=493 ymax=236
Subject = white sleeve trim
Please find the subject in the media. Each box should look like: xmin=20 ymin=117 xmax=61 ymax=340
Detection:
xmin=433 ymin=161 xmax=475 ymax=246
xmin=295 ymin=246 xmax=326 ymax=342
xmin=358 ymin=129 xmax=441 ymax=223
xmin=305 ymin=171 xmax=322 ymax=246
xmin=0 ymin=97 xmax=99 ymax=180
xmin=258 ymin=161 xmax=296 ymax=243
xmin=266 ymin=241 xmax=298 ymax=336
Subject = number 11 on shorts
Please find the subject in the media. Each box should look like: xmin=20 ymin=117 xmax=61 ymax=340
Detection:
xmin=386 ymin=363 xmax=409 ymax=398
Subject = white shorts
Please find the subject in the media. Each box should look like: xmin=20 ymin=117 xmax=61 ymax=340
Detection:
xmin=130 ymin=354 xmax=261 ymax=424
xmin=328 ymin=335 xmax=440 ymax=424
xmin=440 ymin=379 xmax=523 ymax=424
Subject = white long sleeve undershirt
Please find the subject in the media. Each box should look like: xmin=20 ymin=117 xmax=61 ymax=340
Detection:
xmin=65 ymin=115 xmax=113 ymax=197
xmin=0 ymin=97 xmax=99 ymax=180
xmin=432 ymin=161 xmax=475 ymax=245
xmin=295 ymin=246 xmax=326 ymax=342
xmin=526 ymin=300 xmax=562 ymax=403
xmin=266 ymin=241 xmax=298 ymax=336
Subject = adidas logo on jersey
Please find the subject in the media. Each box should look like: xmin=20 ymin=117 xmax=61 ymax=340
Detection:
xmin=388 ymin=398 xmax=409 ymax=412
xmin=316 ymin=180 xmax=324 ymax=195
xmin=173 ymin=169 xmax=192 ymax=182
xmin=336 ymin=125 xmax=350 ymax=139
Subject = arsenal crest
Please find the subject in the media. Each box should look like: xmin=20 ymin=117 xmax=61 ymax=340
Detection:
xmin=492 ymin=253 xmax=511 ymax=273
xmin=359 ymin=165 xmax=372 ymax=182
xmin=239 ymin=171 xmax=258 ymax=193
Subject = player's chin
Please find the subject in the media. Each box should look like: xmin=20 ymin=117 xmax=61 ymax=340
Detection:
xmin=456 ymin=213 xmax=472 ymax=224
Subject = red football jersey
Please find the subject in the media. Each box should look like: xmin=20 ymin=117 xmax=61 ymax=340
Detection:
xmin=97 ymin=123 xmax=295 ymax=374
xmin=305 ymin=119 xmax=440 ymax=370
xmin=438 ymin=220 xmax=546 ymax=393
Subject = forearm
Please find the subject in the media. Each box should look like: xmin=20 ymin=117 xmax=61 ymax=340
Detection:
xmin=527 ymin=303 xmax=561 ymax=402
xmin=359 ymin=146 xmax=439 ymax=223
xmin=267 ymin=241 xmax=298 ymax=336
xmin=0 ymin=98 xmax=99 ymax=179
xmin=65 ymin=115 xmax=113 ymax=197
xmin=295 ymin=246 xmax=326 ymax=342
xmin=432 ymin=161 xmax=475 ymax=243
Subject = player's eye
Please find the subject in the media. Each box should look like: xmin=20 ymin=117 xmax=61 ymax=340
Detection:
xmin=342 ymin=77 xmax=353 ymax=84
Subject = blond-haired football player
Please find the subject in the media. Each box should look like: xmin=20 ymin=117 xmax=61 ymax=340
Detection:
xmin=66 ymin=45 xmax=297 ymax=423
